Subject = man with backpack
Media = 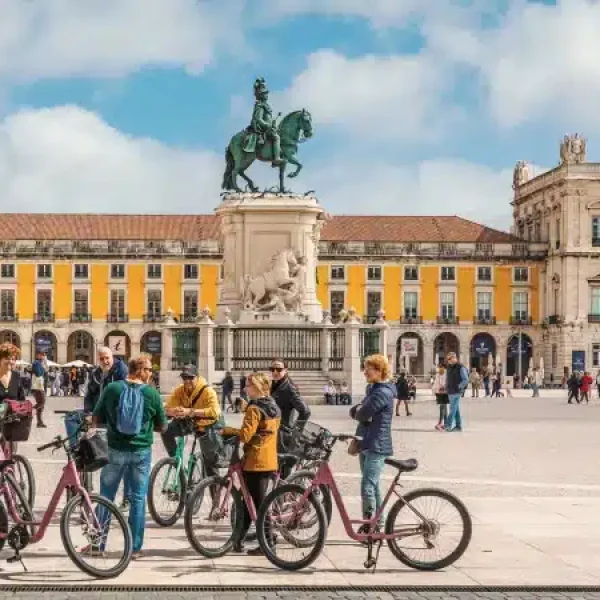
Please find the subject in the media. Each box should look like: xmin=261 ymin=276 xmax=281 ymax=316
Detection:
xmin=92 ymin=354 xmax=167 ymax=560
xmin=444 ymin=352 xmax=469 ymax=432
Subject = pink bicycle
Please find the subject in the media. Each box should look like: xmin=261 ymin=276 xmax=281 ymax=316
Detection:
xmin=255 ymin=426 xmax=472 ymax=572
xmin=0 ymin=433 xmax=132 ymax=578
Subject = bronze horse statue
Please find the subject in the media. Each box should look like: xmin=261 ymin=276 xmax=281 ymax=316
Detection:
xmin=222 ymin=109 xmax=313 ymax=194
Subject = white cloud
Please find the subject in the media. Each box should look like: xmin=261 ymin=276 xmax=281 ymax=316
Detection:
xmin=0 ymin=105 xmax=516 ymax=231
xmin=260 ymin=0 xmax=423 ymax=27
xmin=0 ymin=106 xmax=222 ymax=213
xmin=0 ymin=0 xmax=243 ymax=81
xmin=307 ymin=157 xmax=516 ymax=231
xmin=275 ymin=50 xmax=459 ymax=143
xmin=426 ymin=0 xmax=600 ymax=129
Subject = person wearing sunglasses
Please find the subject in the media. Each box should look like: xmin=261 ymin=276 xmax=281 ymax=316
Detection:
xmin=269 ymin=359 xmax=310 ymax=460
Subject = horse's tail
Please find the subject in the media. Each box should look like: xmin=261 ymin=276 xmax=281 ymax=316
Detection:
xmin=222 ymin=145 xmax=234 ymax=190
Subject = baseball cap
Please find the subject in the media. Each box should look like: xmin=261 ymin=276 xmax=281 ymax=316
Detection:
xmin=180 ymin=365 xmax=198 ymax=379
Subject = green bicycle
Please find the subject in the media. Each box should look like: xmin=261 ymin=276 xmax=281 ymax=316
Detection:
xmin=147 ymin=419 xmax=205 ymax=527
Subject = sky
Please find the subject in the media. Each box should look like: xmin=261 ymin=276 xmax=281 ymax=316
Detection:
xmin=0 ymin=0 xmax=596 ymax=231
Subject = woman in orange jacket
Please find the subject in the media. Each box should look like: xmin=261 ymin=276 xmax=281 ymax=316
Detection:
xmin=223 ymin=372 xmax=281 ymax=555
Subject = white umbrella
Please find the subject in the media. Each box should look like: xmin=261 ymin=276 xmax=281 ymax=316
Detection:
xmin=46 ymin=360 xmax=60 ymax=368
xmin=62 ymin=360 xmax=91 ymax=368
xmin=15 ymin=360 xmax=30 ymax=367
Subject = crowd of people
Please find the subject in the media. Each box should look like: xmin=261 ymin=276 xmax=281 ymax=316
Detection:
xmin=1 ymin=337 xmax=596 ymax=564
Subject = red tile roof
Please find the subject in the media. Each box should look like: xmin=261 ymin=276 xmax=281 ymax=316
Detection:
xmin=0 ymin=213 xmax=518 ymax=244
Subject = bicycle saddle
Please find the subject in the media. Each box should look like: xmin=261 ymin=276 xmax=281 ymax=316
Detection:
xmin=384 ymin=457 xmax=418 ymax=473
xmin=278 ymin=453 xmax=300 ymax=466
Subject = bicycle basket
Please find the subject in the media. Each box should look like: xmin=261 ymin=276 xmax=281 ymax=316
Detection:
xmin=215 ymin=435 xmax=239 ymax=469
xmin=288 ymin=421 xmax=333 ymax=459
xmin=75 ymin=430 xmax=109 ymax=472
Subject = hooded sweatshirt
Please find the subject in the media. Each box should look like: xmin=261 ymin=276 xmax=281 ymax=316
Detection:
xmin=223 ymin=396 xmax=281 ymax=472
xmin=351 ymin=381 xmax=395 ymax=456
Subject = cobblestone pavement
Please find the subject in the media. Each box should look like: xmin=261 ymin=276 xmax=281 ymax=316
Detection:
xmin=1 ymin=393 xmax=598 ymax=587
xmin=0 ymin=589 xmax=600 ymax=599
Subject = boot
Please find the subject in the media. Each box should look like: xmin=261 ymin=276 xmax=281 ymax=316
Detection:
xmin=36 ymin=411 xmax=47 ymax=428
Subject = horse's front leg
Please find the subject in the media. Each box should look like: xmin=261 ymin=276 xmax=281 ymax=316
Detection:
xmin=287 ymin=155 xmax=302 ymax=179
xmin=239 ymin=155 xmax=259 ymax=192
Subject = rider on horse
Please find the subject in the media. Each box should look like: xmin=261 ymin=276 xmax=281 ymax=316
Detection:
xmin=243 ymin=78 xmax=283 ymax=166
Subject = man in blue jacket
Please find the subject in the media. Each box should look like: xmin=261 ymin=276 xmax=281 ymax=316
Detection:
xmin=445 ymin=352 xmax=469 ymax=432
xmin=31 ymin=350 xmax=48 ymax=428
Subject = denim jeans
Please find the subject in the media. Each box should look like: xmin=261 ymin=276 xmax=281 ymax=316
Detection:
xmin=359 ymin=451 xmax=387 ymax=524
xmin=446 ymin=393 xmax=463 ymax=430
xmin=532 ymin=383 xmax=539 ymax=397
xmin=98 ymin=447 xmax=152 ymax=552
xmin=65 ymin=410 xmax=132 ymax=501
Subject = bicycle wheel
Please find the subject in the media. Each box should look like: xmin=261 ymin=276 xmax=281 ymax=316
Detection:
xmin=4 ymin=472 xmax=34 ymax=529
xmin=256 ymin=483 xmax=327 ymax=571
xmin=12 ymin=455 xmax=35 ymax=509
xmin=0 ymin=492 xmax=9 ymax=551
xmin=184 ymin=476 xmax=243 ymax=558
xmin=285 ymin=469 xmax=333 ymax=525
xmin=385 ymin=488 xmax=472 ymax=571
xmin=148 ymin=457 xmax=187 ymax=527
xmin=60 ymin=493 xmax=132 ymax=579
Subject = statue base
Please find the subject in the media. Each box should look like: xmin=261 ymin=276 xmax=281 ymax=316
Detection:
xmin=216 ymin=191 xmax=325 ymax=324
xmin=237 ymin=309 xmax=310 ymax=325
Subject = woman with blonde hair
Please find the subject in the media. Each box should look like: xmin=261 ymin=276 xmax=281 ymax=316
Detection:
xmin=223 ymin=372 xmax=281 ymax=555
xmin=349 ymin=354 xmax=395 ymax=533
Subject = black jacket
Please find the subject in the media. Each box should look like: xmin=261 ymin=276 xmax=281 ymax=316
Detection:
xmin=83 ymin=358 xmax=128 ymax=413
xmin=270 ymin=376 xmax=310 ymax=428
xmin=395 ymin=375 xmax=409 ymax=400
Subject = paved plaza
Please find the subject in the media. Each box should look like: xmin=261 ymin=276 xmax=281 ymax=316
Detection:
xmin=1 ymin=391 xmax=599 ymax=591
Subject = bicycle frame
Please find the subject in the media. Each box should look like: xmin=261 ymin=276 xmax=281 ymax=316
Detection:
xmin=219 ymin=461 xmax=281 ymax=524
xmin=0 ymin=454 xmax=100 ymax=544
xmin=162 ymin=434 xmax=200 ymax=494
xmin=296 ymin=460 xmax=425 ymax=543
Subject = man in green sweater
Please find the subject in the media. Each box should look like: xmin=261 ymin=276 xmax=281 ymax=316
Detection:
xmin=93 ymin=354 xmax=167 ymax=559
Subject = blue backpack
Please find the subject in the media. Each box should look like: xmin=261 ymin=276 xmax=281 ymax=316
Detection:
xmin=117 ymin=382 xmax=146 ymax=436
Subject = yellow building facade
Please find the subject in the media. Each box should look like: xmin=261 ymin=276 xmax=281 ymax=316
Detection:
xmin=0 ymin=213 xmax=545 ymax=377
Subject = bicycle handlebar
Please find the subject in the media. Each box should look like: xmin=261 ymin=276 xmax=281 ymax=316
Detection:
xmin=37 ymin=436 xmax=64 ymax=452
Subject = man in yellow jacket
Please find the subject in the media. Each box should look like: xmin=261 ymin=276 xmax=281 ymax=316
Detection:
xmin=162 ymin=365 xmax=221 ymax=475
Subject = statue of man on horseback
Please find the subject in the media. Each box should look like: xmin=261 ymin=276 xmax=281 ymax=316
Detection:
xmin=222 ymin=77 xmax=313 ymax=194
xmin=243 ymin=78 xmax=283 ymax=166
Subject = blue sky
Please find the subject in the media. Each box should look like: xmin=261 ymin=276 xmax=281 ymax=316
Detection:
xmin=0 ymin=0 xmax=597 ymax=231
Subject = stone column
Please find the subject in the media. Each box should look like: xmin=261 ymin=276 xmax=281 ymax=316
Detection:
xmin=343 ymin=309 xmax=364 ymax=399
xmin=197 ymin=309 xmax=216 ymax=385
xmin=375 ymin=310 xmax=390 ymax=356
xmin=160 ymin=327 xmax=173 ymax=373
xmin=321 ymin=312 xmax=333 ymax=374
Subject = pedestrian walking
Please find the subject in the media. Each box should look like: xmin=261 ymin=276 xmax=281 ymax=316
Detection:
xmin=470 ymin=369 xmax=481 ymax=398
xmin=92 ymin=354 xmax=167 ymax=560
xmin=580 ymin=371 xmax=593 ymax=403
xmin=567 ymin=372 xmax=580 ymax=404
xmin=221 ymin=371 xmax=235 ymax=411
xmin=445 ymin=352 xmax=469 ymax=432
xmin=432 ymin=364 xmax=449 ymax=431
xmin=394 ymin=372 xmax=411 ymax=417
xmin=31 ymin=350 xmax=48 ymax=428
xmin=531 ymin=367 xmax=542 ymax=397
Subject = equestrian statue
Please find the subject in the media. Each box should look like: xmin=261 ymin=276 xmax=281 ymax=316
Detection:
xmin=222 ymin=77 xmax=313 ymax=194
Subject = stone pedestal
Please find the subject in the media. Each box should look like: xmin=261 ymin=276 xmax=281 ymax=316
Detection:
xmin=216 ymin=192 xmax=326 ymax=323
xmin=197 ymin=316 xmax=216 ymax=385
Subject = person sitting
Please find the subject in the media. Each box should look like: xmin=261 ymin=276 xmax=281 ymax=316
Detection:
xmin=324 ymin=380 xmax=337 ymax=405
xmin=222 ymin=372 xmax=281 ymax=555
xmin=162 ymin=365 xmax=222 ymax=480
xmin=338 ymin=380 xmax=351 ymax=405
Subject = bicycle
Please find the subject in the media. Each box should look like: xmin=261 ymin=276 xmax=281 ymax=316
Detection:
xmin=255 ymin=428 xmax=473 ymax=572
xmin=183 ymin=436 xmax=332 ymax=558
xmin=0 ymin=414 xmax=36 ymax=509
xmin=0 ymin=430 xmax=132 ymax=578
xmin=147 ymin=417 xmax=205 ymax=527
